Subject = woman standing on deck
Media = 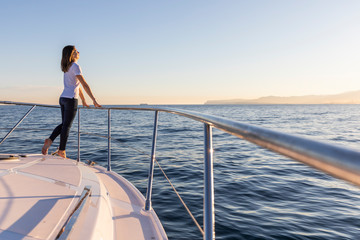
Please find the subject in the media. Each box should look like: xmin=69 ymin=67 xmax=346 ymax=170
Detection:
xmin=42 ymin=45 xmax=101 ymax=158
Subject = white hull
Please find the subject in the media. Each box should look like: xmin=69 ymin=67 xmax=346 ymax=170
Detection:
xmin=0 ymin=154 xmax=167 ymax=240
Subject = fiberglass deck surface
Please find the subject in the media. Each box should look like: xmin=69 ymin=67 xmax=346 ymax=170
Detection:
xmin=0 ymin=154 xmax=166 ymax=240
xmin=0 ymin=155 xmax=78 ymax=239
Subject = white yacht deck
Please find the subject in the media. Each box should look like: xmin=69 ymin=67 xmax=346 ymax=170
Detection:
xmin=0 ymin=154 xmax=167 ymax=240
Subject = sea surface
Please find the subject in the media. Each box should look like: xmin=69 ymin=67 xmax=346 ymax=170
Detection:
xmin=1 ymin=104 xmax=360 ymax=240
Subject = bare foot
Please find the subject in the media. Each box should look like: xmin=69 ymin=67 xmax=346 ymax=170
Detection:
xmin=58 ymin=150 xmax=66 ymax=158
xmin=42 ymin=138 xmax=52 ymax=155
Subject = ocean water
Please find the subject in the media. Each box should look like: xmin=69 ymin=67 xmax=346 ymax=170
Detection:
xmin=1 ymin=104 xmax=360 ymax=239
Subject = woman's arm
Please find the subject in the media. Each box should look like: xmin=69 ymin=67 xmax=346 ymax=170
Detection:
xmin=79 ymin=88 xmax=89 ymax=107
xmin=76 ymin=75 xmax=102 ymax=107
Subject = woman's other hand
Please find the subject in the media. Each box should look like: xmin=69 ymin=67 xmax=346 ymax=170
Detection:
xmin=93 ymin=100 xmax=102 ymax=108
xmin=82 ymin=101 xmax=90 ymax=108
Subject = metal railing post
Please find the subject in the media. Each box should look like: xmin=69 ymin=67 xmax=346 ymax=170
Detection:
xmin=145 ymin=111 xmax=159 ymax=211
xmin=204 ymin=123 xmax=215 ymax=240
xmin=77 ymin=108 xmax=80 ymax=162
xmin=0 ymin=105 xmax=36 ymax=145
xmin=107 ymin=109 xmax=111 ymax=171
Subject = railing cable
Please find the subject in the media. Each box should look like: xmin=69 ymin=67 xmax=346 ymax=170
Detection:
xmin=110 ymin=138 xmax=204 ymax=236
xmin=77 ymin=131 xmax=205 ymax=236
xmin=154 ymin=158 xmax=205 ymax=236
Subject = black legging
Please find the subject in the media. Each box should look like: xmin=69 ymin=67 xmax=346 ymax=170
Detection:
xmin=49 ymin=97 xmax=78 ymax=150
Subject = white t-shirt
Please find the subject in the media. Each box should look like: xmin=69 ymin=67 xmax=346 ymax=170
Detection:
xmin=60 ymin=62 xmax=82 ymax=99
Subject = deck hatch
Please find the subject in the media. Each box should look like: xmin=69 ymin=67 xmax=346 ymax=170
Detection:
xmin=56 ymin=185 xmax=92 ymax=240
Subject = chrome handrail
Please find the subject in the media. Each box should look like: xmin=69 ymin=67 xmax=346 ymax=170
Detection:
xmin=0 ymin=105 xmax=37 ymax=145
xmin=2 ymin=100 xmax=360 ymax=240
xmin=145 ymin=111 xmax=159 ymax=211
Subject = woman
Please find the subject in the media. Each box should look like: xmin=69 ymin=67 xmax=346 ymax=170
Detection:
xmin=42 ymin=45 xmax=101 ymax=158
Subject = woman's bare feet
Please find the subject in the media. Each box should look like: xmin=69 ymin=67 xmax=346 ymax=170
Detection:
xmin=42 ymin=138 xmax=53 ymax=155
xmin=58 ymin=150 xmax=66 ymax=158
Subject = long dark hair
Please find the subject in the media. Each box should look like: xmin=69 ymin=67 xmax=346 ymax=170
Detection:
xmin=61 ymin=45 xmax=76 ymax=72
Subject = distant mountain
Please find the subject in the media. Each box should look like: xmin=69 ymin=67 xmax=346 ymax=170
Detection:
xmin=205 ymin=90 xmax=360 ymax=104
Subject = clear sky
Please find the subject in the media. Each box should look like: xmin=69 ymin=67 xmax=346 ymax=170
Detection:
xmin=1 ymin=1 xmax=360 ymax=105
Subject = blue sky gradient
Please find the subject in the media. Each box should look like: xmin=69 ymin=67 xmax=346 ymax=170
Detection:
xmin=1 ymin=1 xmax=360 ymax=104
